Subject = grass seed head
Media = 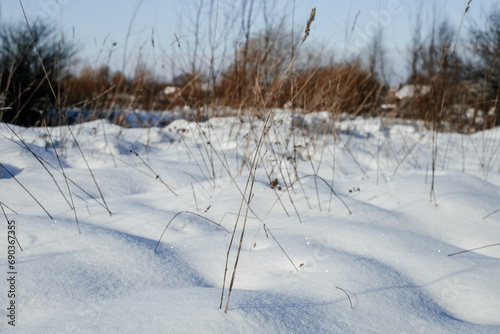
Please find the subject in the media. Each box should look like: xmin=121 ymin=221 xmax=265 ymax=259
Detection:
xmin=302 ymin=7 xmax=316 ymax=42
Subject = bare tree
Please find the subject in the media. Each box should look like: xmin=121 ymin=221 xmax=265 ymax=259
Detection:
xmin=470 ymin=7 xmax=500 ymax=113
xmin=0 ymin=20 xmax=75 ymax=126
xmin=368 ymin=27 xmax=385 ymax=83
xmin=409 ymin=4 xmax=423 ymax=82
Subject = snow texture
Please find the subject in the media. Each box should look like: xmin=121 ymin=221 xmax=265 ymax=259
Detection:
xmin=1 ymin=111 xmax=499 ymax=333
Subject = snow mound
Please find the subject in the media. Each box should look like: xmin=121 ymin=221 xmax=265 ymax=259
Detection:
xmin=1 ymin=114 xmax=499 ymax=333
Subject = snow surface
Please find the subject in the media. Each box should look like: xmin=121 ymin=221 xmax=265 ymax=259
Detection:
xmin=395 ymin=85 xmax=431 ymax=99
xmin=1 ymin=111 xmax=500 ymax=333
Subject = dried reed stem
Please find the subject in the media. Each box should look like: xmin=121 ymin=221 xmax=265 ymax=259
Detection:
xmin=45 ymin=125 xmax=81 ymax=233
xmin=263 ymin=224 xmax=299 ymax=272
xmin=154 ymin=211 xmax=229 ymax=252
xmin=0 ymin=162 xmax=53 ymax=219
xmin=1 ymin=203 xmax=23 ymax=251
xmin=336 ymin=286 xmax=353 ymax=310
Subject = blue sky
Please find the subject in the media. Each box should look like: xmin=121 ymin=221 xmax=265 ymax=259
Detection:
xmin=2 ymin=0 xmax=497 ymax=83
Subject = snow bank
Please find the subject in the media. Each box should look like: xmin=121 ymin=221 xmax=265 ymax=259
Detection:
xmin=1 ymin=113 xmax=499 ymax=333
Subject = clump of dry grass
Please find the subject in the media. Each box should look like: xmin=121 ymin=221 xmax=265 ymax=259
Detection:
xmin=291 ymin=63 xmax=383 ymax=115
xmin=220 ymin=7 xmax=319 ymax=313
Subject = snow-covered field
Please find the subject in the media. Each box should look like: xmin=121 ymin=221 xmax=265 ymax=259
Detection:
xmin=1 ymin=111 xmax=500 ymax=333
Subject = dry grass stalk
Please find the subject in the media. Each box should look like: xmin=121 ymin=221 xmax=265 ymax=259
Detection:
xmin=154 ymin=211 xmax=229 ymax=253
xmin=263 ymin=224 xmax=299 ymax=272
xmin=336 ymin=287 xmax=353 ymax=310
xmin=0 ymin=162 xmax=53 ymax=219
xmin=44 ymin=124 xmax=81 ymax=233
xmin=129 ymin=148 xmax=178 ymax=196
xmin=18 ymin=1 xmax=112 ymax=216
xmin=1 ymin=202 xmax=23 ymax=250
xmin=221 ymin=8 xmax=322 ymax=312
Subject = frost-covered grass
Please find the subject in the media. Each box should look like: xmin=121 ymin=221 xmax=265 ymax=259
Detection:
xmin=1 ymin=111 xmax=500 ymax=333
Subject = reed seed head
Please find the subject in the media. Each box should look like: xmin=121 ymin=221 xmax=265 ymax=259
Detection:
xmin=465 ymin=0 xmax=472 ymax=13
xmin=302 ymin=7 xmax=316 ymax=42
